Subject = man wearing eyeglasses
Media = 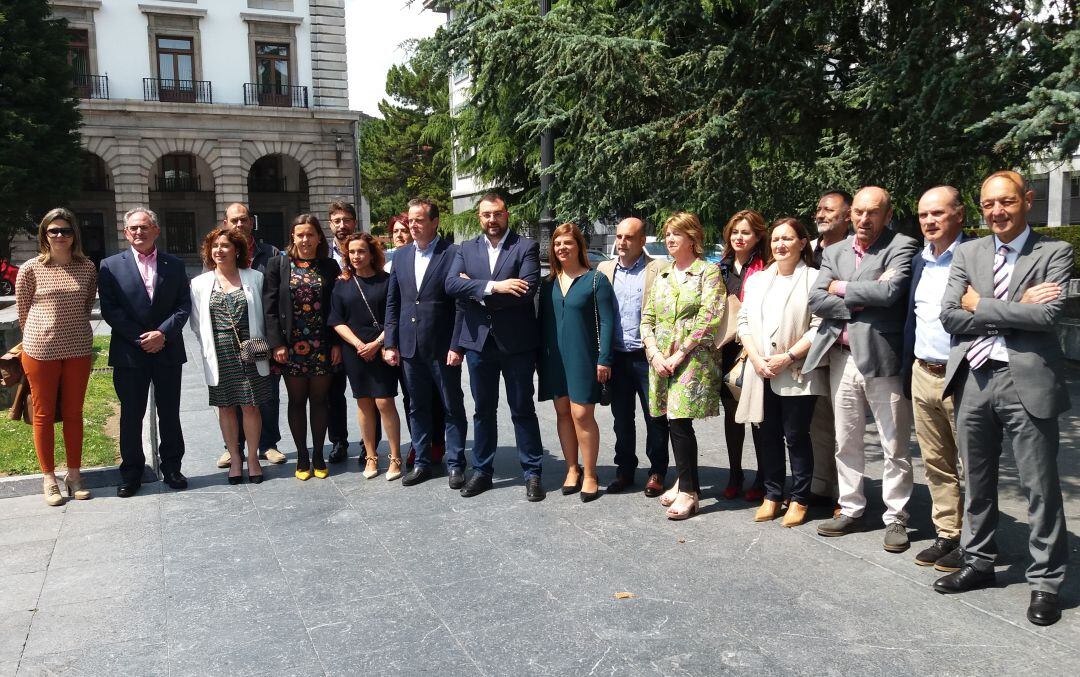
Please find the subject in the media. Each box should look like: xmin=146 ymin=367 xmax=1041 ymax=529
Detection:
xmin=98 ymin=207 xmax=192 ymax=497
xmin=934 ymin=171 xmax=1072 ymax=627
xmin=214 ymin=203 xmax=287 ymax=469
xmin=325 ymin=200 xmax=356 ymax=464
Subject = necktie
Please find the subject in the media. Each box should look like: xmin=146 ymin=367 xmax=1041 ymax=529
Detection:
xmin=965 ymin=245 xmax=1010 ymax=369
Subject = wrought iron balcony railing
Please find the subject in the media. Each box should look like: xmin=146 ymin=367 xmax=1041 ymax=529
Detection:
xmin=154 ymin=175 xmax=202 ymax=192
xmin=143 ymin=77 xmax=213 ymax=104
xmin=243 ymin=83 xmax=308 ymax=108
xmin=74 ymin=73 xmax=109 ymax=100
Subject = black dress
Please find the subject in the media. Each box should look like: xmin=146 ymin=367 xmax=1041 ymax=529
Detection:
xmin=328 ymin=272 xmax=398 ymax=399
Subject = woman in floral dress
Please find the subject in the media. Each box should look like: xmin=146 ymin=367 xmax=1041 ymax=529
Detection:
xmin=264 ymin=215 xmax=341 ymax=480
xmin=641 ymin=212 xmax=725 ymax=519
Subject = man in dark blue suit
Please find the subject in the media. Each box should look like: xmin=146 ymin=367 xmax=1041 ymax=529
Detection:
xmin=98 ymin=207 xmax=191 ymax=497
xmin=901 ymin=186 xmax=968 ymax=570
xmin=383 ymin=198 xmax=468 ymax=487
xmin=445 ymin=193 xmax=545 ymax=501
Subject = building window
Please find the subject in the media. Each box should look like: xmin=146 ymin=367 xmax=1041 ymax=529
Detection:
xmin=165 ymin=212 xmax=198 ymax=254
xmin=1071 ymin=175 xmax=1080 ymax=199
xmin=68 ymin=30 xmax=90 ymax=76
xmin=249 ymin=155 xmax=285 ymax=192
xmin=257 ymin=43 xmax=290 ymax=88
xmin=157 ymin=153 xmax=199 ymax=192
xmin=81 ymin=152 xmax=109 ymax=192
xmin=157 ymin=36 xmax=194 ymax=83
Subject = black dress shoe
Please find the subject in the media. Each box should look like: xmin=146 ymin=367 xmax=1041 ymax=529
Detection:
xmin=934 ymin=564 xmax=996 ymax=594
xmin=448 ymin=469 xmax=465 ymax=490
xmin=162 ymin=471 xmax=188 ymax=490
xmin=1027 ymin=591 xmax=1061 ymax=626
xmin=914 ymin=537 xmax=959 ymax=567
xmin=116 ymin=483 xmax=140 ymax=498
xmin=401 ymin=466 xmax=432 ymax=486
xmin=328 ymin=442 xmax=348 ymax=464
xmin=525 ymin=477 xmax=545 ymax=502
xmin=605 ymin=474 xmax=634 ymax=494
xmin=460 ymin=473 xmax=493 ymax=497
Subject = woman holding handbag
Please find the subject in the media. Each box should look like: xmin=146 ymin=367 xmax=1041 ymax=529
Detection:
xmin=736 ymin=218 xmax=823 ymax=526
xmin=329 ymin=233 xmax=403 ymax=481
xmin=15 ymin=208 xmax=97 ymax=506
xmin=538 ymin=223 xmax=614 ymax=503
xmin=642 ymin=212 xmax=725 ymax=520
xmin=717 ymin=209 xmax=768 ymax=501
xmin=190 ymin=228 xmax=273 ymax=484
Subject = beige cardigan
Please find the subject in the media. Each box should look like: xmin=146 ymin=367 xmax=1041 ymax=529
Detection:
xmin=734 ymin=261 xmax=824 ymax=424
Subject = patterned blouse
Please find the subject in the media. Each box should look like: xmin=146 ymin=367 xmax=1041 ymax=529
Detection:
xmin=15 ymin=256 xmax=98 ymax=361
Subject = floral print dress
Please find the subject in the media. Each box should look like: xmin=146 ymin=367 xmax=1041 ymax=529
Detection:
xmin=277 ymin=259 xmax=331 ymax=377
xmin=640 ymin=258 xmax=726 ymax=419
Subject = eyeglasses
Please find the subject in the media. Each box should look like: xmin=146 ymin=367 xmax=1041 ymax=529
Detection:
xmin=46 ymin=228 xmax=75 ymax=238
xmin=125 ymin=225 xmax=154 ymax=232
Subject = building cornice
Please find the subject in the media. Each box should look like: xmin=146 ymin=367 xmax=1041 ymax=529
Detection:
xmin=240 ymin=12 xmax=304 ymax=25
xmin=138 ymin=3 xmax=207 ymax=18
xmin=50 ymin=0 xmax=102 ymax=9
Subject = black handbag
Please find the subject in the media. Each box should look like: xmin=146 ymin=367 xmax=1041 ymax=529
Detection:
xmin=592 ymin=272 xmax=612 ymax=406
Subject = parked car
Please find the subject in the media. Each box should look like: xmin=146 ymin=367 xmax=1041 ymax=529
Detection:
xmin=586 ymin=249 xmax=611 ymax=268
xmin=609 ymin=236 xmax=671 ymax=262
xmin=0 ymin=259 xmax=18 ymax=296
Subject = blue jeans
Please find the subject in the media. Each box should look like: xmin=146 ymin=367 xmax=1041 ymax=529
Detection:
xmin=401 ymin=353 xmax=467 ymax=470
xmin=465 ymin=341 xmax=543 ymax=479
xmin=610 ymin=349 xmax=669 ymax=478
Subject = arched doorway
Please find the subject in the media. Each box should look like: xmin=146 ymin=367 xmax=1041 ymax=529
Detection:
xmin=70 ymin=151 xmax=115 ymax=265
xmin=148 ymin=152 xmax=216 ymax=266
xmin=248 ymin=153 xmax=309 ymax=250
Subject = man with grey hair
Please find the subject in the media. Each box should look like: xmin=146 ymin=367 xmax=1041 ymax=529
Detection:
xmin=902 ymin=186 xmax=968 ymax=570
xmin=98 ymin=207 xmax=192 ymax=496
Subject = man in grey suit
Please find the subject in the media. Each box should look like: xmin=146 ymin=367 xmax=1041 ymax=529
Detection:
xmin=804 ymin=186 xmax=919 ymax=553
xmin=933 ymin=170 xmax=1072 ymax=627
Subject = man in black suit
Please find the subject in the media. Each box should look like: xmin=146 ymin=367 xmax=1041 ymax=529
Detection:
xmin=383 ymin=198 xmax=468 ymax=487
xmin=445 ymin=192 xmax=545 ymax=501
xmin=98 ymin=207 xmax=191 ymax=497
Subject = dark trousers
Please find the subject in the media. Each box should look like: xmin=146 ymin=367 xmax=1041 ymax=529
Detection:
xmin=237 ymin=373 xmax=281 ymax=451
xmin=114 ymin=364 xmax=184 ymax=485
xmin=401 ymin=353 xmax=467 ymax=470
xmin=955 ymin=362 xmax=1067 ymax=593
xmin=751 ymin=385 xmax=816 ymax=504
xmin=465 ymin=340 xmax=543 ymax=479
xmin=327 ymin=367 xmax=349 ymax=446
xmin=610 ymin=349 xmax=669 ymax=477
xmin=669 ymin=418 xmax=699 ymax=493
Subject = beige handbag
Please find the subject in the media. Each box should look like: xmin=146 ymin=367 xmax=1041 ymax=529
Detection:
xmin=714 ymin=295 xmax=741 ymax=349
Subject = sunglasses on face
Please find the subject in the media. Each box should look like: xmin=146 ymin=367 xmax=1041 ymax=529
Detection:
xmin=46 ymin=228 xmax=75 ymax=238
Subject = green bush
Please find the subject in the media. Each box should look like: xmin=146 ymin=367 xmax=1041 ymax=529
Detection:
xmin=963 ymin=225 xmax=1080 ymax=277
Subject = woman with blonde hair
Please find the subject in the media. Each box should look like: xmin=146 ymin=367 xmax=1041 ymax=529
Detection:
xmin=736 ymin=218 xmax=823 ymax=526
xmin=190 ymin=227 xmax=273 ymax=484
xmin=642 ymin=211 xmax=724 ymax=519
xmin=538 ymin=223 xmax=614 ymax=502
xmin=15 ymin=208 xmax=97 ymax=505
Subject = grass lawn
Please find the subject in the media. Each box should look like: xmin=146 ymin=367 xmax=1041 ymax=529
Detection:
xmin=0 ymin=336 xmax=119 ymax=476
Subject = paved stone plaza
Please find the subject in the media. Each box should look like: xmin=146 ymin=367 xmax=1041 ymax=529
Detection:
xmin=1 ymin=327 xmax=1078 ymax=676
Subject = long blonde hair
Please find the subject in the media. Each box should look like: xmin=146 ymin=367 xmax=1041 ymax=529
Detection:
xmin=37 ymin=207 xmax=87 ymax=264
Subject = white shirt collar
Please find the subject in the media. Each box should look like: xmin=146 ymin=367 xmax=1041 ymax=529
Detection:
xmin=993 ymin=226 xmax=1030 ymax=254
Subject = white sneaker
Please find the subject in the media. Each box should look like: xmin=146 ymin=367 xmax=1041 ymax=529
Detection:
xmin=261 ymin=448 xmax=287 ymax=464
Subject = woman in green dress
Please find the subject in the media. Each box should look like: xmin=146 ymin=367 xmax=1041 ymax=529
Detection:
xmin=641 ymin=212 xmax=725 ymax=519
xmin=538 ymin=223 xmax=615 ymax=502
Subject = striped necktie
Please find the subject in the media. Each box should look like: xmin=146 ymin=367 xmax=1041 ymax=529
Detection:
xmin=966 ymin=244 xmax=1011 ymax=369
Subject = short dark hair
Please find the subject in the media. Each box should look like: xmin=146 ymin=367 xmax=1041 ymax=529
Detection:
xmin=201 ymin=227 xmax=250 ymax=270
xmin=477 ymin=192 xmax=507 ymax=209
xmin=820 ymin=189 xmax=853 ymax=206
xmin=407 ymin=197 xmax=439 ymax=221
xmin=328 ymin=200 xmax=357 ymax=220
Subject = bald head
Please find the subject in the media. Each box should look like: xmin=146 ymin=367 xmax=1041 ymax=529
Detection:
xmin=918 ymin=186 xmax=964 ymax=254
xmin=614 ymin=217 xmax=647 ymax=264
xmin=223 ymin=203 xmax=253 ymax=238
xmin=980 ymin=170 xmax=1033 ymax=243
xmin=851 ymin=186 xmax=893 ymax=247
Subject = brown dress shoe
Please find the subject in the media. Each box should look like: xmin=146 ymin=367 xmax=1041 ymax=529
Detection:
xmin=754 ymin=499 xmax=782 ymax=522
xmin=644 ymin=474 xmax=664 ymax=497
xmin=781 ymin=501 xmax=808 ymax=527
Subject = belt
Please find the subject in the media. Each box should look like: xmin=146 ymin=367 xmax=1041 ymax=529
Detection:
xmin=980 ymin=359 xmax=1009 ymax=370
xmin=916 ymin=358 xmax=947 ymax=377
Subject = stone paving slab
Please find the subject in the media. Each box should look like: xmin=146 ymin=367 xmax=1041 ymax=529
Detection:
xmin=0 ymin=325 xmax=1077 ymax=675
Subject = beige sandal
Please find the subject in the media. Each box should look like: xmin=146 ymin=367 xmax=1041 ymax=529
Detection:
xmin=362 ymin=455 xmax=379 ymax=479
xmin=386 ymin=455 xmax=403 ymax=481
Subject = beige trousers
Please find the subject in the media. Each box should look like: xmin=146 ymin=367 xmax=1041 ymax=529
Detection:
xmin=910 ymin=362 xmax=963 ymax=540
xmin=809 ymin=395 xmax=839 ymax=498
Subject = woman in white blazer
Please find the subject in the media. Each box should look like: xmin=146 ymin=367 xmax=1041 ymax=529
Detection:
xmin=736 ymin=217 xmax=824 ymax=526
xmin=190 ymin=228 xmax=273 ymax=484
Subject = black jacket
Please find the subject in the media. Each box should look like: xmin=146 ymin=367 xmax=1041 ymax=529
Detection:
xmin=263 ymin=255 xmax=341 ymax=350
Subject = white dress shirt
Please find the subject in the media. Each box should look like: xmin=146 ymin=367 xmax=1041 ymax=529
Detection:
xmin=413 ymin=235 xmax=440 ymax=291
xmin=482 ymin=230 xmax=509 ymax=298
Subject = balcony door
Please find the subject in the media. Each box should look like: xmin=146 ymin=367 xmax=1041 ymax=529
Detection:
xmin=68 ymin=30 xmax=91 ymax=97
xmin=157 ymin=36 xmax=195 ymax=102
xmin=256 ymin=43 xmax=291 ymax=106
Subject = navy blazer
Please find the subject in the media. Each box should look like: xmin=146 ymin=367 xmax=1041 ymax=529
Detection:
xmin=901 ymin=235 xmax=968 ymax=398
xmin=263 ymin=255 xmax=341 ymax=350
xmin=384 ymin=237 xmax=464 ymax=359
xmin=444 ymin=230 xmax=540 ymax=354
xmin=98 ymin=249 xmax=191 ymax=369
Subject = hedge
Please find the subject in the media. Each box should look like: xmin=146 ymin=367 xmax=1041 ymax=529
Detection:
xmin=963 ymin=225 xmax=1080 ymax=277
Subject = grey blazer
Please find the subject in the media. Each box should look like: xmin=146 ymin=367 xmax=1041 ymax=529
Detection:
xmin=803 ymin=230 xmax=919 ymax=378
xmin=940 ymin=230 xmax=1073 ymax=419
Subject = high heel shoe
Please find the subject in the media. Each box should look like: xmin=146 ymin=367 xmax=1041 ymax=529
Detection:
xmin=386 ymin=456 xmax=402 ymax=481
xmin=561 ymin=465 xmax=583 ymax=495
xmin=248 ymin=471 xmax=264 ymax=484
xmin=64 ymin=475 xmax=92 ymax=500
xmin=580 ymin=474 xmax=600 ymax=503
xmin=311 ymin=452 xmax=328 ymax=479
xmin=362 ymin=455 xmax=379 ymax=480
xmin=228 ymin=473 xmax=244 ymax=485
xmin=43 ymin=477 xmax=65 ymax=507
xmin=722 ymin=471 xmax=744 ymax=500
xmin=666 ymin=492 xmax=699 ymax=520
xmin=295 ymin=453 xmax=312 ymax=481
xmin=659 ymin=482 xmax=681 ymax=507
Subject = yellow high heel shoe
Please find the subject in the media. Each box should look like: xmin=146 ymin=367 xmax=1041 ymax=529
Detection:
xmin=313 ymin=466 xmax=329 ymax=479
xmin=295 ymin=467 xmax=312 ymax=481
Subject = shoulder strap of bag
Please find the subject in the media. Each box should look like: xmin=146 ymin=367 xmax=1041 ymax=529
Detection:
xmin=353 ymin=277 xmax=382 ymax=330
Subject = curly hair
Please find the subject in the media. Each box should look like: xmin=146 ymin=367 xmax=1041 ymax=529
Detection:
xmin=201 ymin=227 xmax=250 ymax=270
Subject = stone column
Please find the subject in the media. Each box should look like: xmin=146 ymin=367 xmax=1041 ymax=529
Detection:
xmin=214 ymin=139 xmax=247 ymax=218
xmin=111 ymin=136 xmax=151 ymax=253
xmin=308 ymin=0 xmax=348 ymax=110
